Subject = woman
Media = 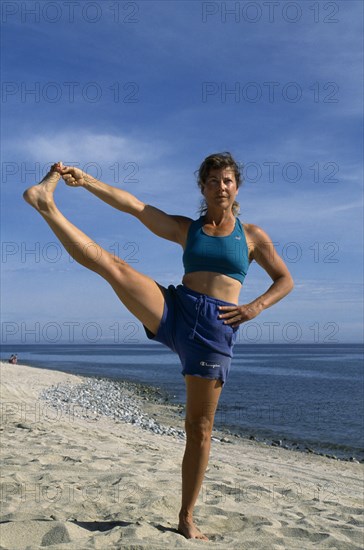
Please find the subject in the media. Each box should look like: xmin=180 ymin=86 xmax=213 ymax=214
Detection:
xmin=23 ymin=152 xmax=294 ymax=541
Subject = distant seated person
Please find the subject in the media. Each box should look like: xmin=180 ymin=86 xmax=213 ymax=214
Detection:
xmin=8 ymin=354 xmax=17 ymax=365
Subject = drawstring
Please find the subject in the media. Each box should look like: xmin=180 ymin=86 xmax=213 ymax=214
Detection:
xmin=189 ymin=295 xmax=208 ymax=340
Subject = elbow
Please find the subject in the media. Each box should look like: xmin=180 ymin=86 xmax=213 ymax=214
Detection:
xmin=287 ymin=275 xmax=294 ymax=293
xmin=128 ymin=198 xmax=146 ymax=217
xmin=275 ymin=274 xmax=294 ymax=294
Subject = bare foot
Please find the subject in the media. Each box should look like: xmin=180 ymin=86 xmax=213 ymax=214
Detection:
xmin=23 ymin=163 xmax=62 ymax=213
xmin=178 ymin=516 xmax=209 ymax=541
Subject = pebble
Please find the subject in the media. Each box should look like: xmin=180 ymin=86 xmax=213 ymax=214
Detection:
xmin=40 ymin=377 xmax=186 ymax=440
xmin=38 ymin=377 xmax=362 ymax=461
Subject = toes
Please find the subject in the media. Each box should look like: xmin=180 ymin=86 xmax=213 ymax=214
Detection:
xmin=50 ymin=162 xmax=63 ymax=173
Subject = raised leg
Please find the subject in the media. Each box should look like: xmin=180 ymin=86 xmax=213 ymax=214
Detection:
xmin=178 ymin=375 xmax=223 ymax=541
xmin=23 ymin=168 xmax=166 ymax=335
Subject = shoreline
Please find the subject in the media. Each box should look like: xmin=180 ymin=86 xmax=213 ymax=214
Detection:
xmin=93 ymin=375 xmax=363 ymax=464
xmin=1 ymin=361 xmax=363 ymax=549
xmin=7 ymin=361 xmax=363 ymax=463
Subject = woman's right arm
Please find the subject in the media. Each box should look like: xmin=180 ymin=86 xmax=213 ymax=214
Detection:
xmin=60 ymin=165 xmax=191 ymax=245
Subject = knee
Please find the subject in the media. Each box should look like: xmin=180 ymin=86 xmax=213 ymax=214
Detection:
xmin=185 ymin=417 xmax=213 ymax=445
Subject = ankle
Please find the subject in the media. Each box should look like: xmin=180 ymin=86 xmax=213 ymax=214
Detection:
xmin=37 ymin=198 xmax=58 ymax=218
xmin=179 ymin=509 xmax=193 ymax=521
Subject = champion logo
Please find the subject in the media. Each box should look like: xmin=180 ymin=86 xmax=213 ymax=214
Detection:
xmin=200 ymin=361 xmax=221 ymax=369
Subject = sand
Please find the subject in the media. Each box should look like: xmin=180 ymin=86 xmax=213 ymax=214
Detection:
xmin=0 ymin=362 xmax=363 ymax=549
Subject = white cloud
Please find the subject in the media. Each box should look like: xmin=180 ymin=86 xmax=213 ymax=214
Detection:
xmin=9 ymin=130 xmax=170 ymax=166
xmin=241 ymin=187 xmax=363 ymax=227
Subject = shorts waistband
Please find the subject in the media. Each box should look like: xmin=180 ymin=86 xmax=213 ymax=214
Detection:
xmin=177 ymin=284 xmax=237 ymax=307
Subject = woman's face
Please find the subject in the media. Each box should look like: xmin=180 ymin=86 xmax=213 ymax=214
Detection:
xmin=201 ymin=167 xmax=239 ymax=210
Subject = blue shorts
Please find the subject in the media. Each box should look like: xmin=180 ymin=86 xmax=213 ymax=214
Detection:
xmin=143 ymin=284 xmax=239 ymax=386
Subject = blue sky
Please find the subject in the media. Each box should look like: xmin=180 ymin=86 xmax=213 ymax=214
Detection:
xmin=1 ymin=0 xmax=363 ymax=344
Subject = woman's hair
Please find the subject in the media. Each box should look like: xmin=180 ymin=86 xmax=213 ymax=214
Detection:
xmin=195 ymin=152 xmax=243 ymax=217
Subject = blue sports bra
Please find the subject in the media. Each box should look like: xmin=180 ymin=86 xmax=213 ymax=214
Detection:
xmin=182 ymin=216 xmax=250 ymax=284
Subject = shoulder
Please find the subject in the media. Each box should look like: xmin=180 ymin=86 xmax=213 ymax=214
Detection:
xmin=171 ymin=215 xmax=195 ymax=225
xmin=242 ymin=223 xmax=272 ymax=242
xmin=241 ymin=223 xmax=275 ymax=260
xmin=172 ymin=215 xmax=197 ymax=231
xmin=171 ymin=215 xmax=196 ymax=246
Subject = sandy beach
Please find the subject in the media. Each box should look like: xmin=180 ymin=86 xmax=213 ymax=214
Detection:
xmin=0 ymin=362 xmax=363 ymax=549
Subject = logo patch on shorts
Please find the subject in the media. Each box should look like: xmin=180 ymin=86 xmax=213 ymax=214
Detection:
xmin=200 ymin=361 xmax=220 ymax=369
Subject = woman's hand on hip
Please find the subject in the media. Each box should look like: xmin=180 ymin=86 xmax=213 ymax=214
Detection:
xmin=217 ymin=303 xmax=262 ymax=328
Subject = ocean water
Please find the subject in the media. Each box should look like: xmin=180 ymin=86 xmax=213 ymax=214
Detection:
xmin=2 ymin=343 xmax=363 ymax=461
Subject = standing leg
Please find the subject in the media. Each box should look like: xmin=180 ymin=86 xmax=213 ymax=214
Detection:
xmin=178 ymin=375 xmax=223 ymax=541
xmin=23 ymin=168 xmax=166 ymax=335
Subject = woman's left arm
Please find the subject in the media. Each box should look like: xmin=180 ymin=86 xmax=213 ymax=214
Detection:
xmin=218 ymin=224 xmax=294 ymax=327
